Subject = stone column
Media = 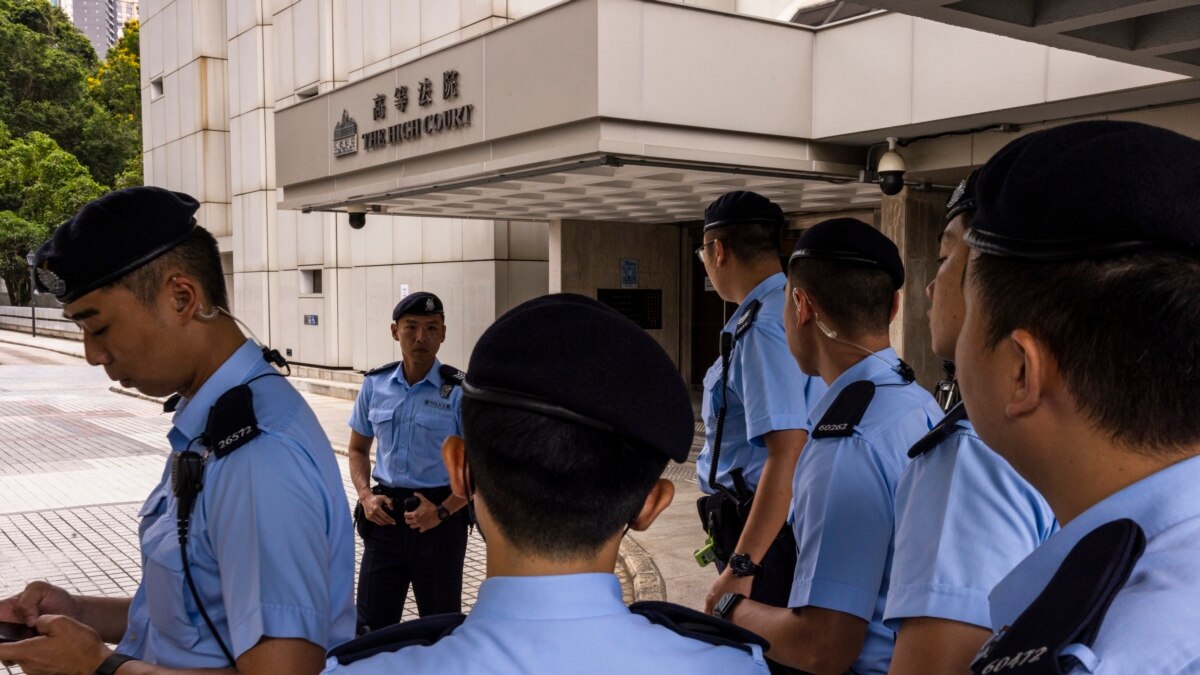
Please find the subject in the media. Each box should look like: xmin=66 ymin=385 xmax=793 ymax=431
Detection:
xmin=879 ymin=187 xmax=948 ymax=390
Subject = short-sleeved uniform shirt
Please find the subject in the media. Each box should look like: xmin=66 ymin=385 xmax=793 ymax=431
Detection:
xmin=320 ymin=573 xmax=771 ymax=674
xmin=885 ymin=415 xmax=1057 ymax=630
xmin=987 ymin=455 xmax=1200 ymax=674
xmin=696 ymin=273 xmax=827 ymax=494
xmin=348 ymin=359 xmax=463 ymax=489
xmin=117 ymin=339 xmax=356 ymax=666
xmin=788 ymin=349 xmax=941 ymax=675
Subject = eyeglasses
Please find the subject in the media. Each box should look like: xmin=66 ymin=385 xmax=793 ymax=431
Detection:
xmin=695 ymin=239 xmax=721 ymax=262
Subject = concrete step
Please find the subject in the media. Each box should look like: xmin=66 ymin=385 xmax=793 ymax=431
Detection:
xmin=290 ymin=364 xmax=364 ymax=385
xmin=288 ymin=375 xmax=361 ymax=401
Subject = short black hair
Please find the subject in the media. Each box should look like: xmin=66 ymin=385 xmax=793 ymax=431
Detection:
xmin=715 ymin=221 xmax=781 ymax=263
xmin=115 ymin=226 xmax=228 ymax=310
xmin=788 ymin=258 xmax=894 ymax=338
xmin=971 ymin=250 xmax=1200 ymax=451
xmin=463 ymin=399 xmax=668 ymax=558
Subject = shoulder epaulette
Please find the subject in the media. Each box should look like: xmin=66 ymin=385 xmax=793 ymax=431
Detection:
xmin=908 ymin=402 xmax=968 ymax=458
xmin=811 ymin=381 xmax=876 ymax=439
xmin=438 ymin=364 xmax=465 ymax=399
xmin=734 ymin=299 xmax=762 ymax=341
xmin=969 ymin=519 xmax=1145 ymax=675
xmin=365 ymin=360 xmax=401 ymax=377
xmin=202 ymin=384 xmax=262 ymax=458
xmin=630 ymin=601 xmax=770 ymax=656
xmin=327 ymin=613 xmax=466 ymax=666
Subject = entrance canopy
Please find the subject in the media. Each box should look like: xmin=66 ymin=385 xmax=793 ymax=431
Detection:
xmin=275 ymin=0 xmax=878 ymax=223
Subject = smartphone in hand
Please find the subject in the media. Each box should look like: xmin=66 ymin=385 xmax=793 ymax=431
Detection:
xmin=0 ymin=621 xmax=36 ymax=643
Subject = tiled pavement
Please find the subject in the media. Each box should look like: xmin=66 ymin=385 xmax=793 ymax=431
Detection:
xmin=0 ymin=362 xmax=496 ymax=674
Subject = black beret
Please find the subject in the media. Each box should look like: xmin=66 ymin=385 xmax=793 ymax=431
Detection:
xmin=463 ymin=293 xmax=694 ymax=462
xmin=392 ymin=292 xmax=444 ymax=320
xmin=967 ymin=120 xmax=1200 ymax=261
xmin=789 ymin=218 xmax=904 ymax=289
xmin=703 ymin=190 xmax=785 ymax=232
xmin=33 ymin=187 xmax=199 ymax=303
xmin=945 ymin=169 xmax=979 ymax=222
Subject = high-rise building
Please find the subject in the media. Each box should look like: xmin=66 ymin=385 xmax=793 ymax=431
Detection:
xmin=70 ymin=0 xmax=136 ymax=58
xmin=48 ymin=0 xmax=73 ymax=20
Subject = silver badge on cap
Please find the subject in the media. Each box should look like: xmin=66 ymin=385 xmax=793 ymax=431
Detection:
xmin=36 ymin=266 xmax=66 ymax=296
xmin=425 ymin=297 xmax=435 ymax=312
xmin=946 ymin=179 xmax=967 ymax=211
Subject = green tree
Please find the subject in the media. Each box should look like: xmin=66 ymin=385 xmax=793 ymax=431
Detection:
xmin=0 ymin=0 xmax=96 ymax=159
xmin=0 ymin=127 xmax=104 ymax=304
xmin=78 ymin=19 xmax=142 ymax=187
xmin=0 ymin=210 xmax=44 ymax=305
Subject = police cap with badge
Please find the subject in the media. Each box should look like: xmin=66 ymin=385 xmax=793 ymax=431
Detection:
xmin=33 ymin=186 xmax=200 ymax=303
xmin=328 ymin=294 xmax=769 ymax=666
xmin=963 ymin=120 xmax=1200 ymax=674
xmin=392 ymin=291 xmax=444 ymax=321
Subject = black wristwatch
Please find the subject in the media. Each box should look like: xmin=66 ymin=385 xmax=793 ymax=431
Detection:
xmin=729 ymin=552 xmax=762 ymax=578
xmin=436 ymin=503 xmax=450 ymax=521
xmin=713 ymin=592 xmax=746 ymax=620
xmin=96 ymin=652 xmax=136 ymax=675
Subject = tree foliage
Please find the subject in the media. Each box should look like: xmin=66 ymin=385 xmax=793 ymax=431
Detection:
xmin=0 ymin=4 xmax=143 ymax=305
xmin=0 ymin=125 xmax=104 ymax=305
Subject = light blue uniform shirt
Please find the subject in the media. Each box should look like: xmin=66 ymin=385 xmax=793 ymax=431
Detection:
xmin=117 ymin=339 xmax=355 ymax=667
xmin=321 ymin=573 xmax=770 ymax=674
xmin=348 ymin=358 xmax=463 ymax=489
xmin=696 ymin=273 xmax=826 ymax=494
xmin=885 ymin=416 xmax=1057 ymax=630
xmin=788 ymin=349 xmax=941 ymax=675
xmin=988 ymin=454 xmax=1200 ymax=674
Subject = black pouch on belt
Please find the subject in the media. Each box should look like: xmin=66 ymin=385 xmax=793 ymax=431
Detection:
xmin=696 ymin=470 xmax=754 ymax=562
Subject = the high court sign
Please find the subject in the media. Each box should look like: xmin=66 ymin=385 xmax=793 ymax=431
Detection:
xmin=333 ymin=69 xmax=477 ymax=157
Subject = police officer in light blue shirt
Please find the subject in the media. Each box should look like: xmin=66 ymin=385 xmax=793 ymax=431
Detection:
xmin=695 ymin=191 xmax=826 ymax=619
xmin=323 ymin=294 xmax=771 ymax=674
xmin=884 ymin=172 xmax=1056 ymax=675
xmin=0 ymin=187 xmax=353 ymax=675
xmin=348 ymin=291 xmax=468 ymax=633
xmin=718 ymin=218 xmax=939 ymax=675
xmin=951 ymin=122 xmax=1200 ymax=674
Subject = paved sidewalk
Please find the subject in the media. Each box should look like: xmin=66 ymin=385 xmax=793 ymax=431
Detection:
xmin=0 ymin=329 xmax=716 ymax=612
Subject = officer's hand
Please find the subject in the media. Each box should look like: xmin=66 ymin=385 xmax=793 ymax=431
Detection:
xmin=0 ymin=614 xmax=109 ymax=675
xmin=404 ymin=492 xmax=440 ymax=532
xmin=704 ymin=567 xmax=753 ymax=616
xmin=0 ymin=581 xmax=80 ymax=627
xmin=363 ymin=494 xmax=397 ymax=526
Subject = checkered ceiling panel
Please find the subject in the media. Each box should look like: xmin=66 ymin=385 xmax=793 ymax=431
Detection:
xmin=377 ymin=164 xmax=882 ymax=223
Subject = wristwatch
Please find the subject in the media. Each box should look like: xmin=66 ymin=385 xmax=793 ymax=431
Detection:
xmin=96 ymin=653 xmax=136 ymax=675
xmin=728 ymin=552 xmax=762 ymax=578
xmin=436 ymin=503 xmax=450 ymax=521
xmin=713 ymin=592 xmax=746 ymax=620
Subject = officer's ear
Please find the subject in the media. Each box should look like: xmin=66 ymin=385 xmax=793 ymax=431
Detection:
xmin=628 ymin=479 xmax=674 ymax=533
xmin=889 ymin=290 xmax=901 ymax=323
xmin=1004 ymin=328 xmax=1050 ymax=420
xmin=442 ymin=435 xmax=469 ymax=499
xmin=166 ymin=274 xmax=200 ymax=322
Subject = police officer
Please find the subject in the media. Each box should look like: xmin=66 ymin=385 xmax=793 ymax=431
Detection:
xmin=695 ymin=191 xmax=826 ymax=615
xmin=884 ymin=171 xmax=1057 ymax=675
xmin=349 ymin=291 xmax=468 ymax=632
xmin=954 ymin=121 xmax=1200 ymax=674
xmin=718 ymin=218 xmax=941 ymax=674
xmin=0 ymin=187 xmax=355 ymax=674
xmin=323 ymin=293 xmax=771 ymax=674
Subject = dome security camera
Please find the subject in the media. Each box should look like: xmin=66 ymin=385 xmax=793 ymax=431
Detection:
xmin=877 ymin=137 xmax=906 ymax=196
xmin=347 ymin=206 xmax=367 ymax=229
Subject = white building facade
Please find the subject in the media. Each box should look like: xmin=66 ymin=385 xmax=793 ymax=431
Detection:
xmin=139 ymin=0 xmax=1200 ymax=383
